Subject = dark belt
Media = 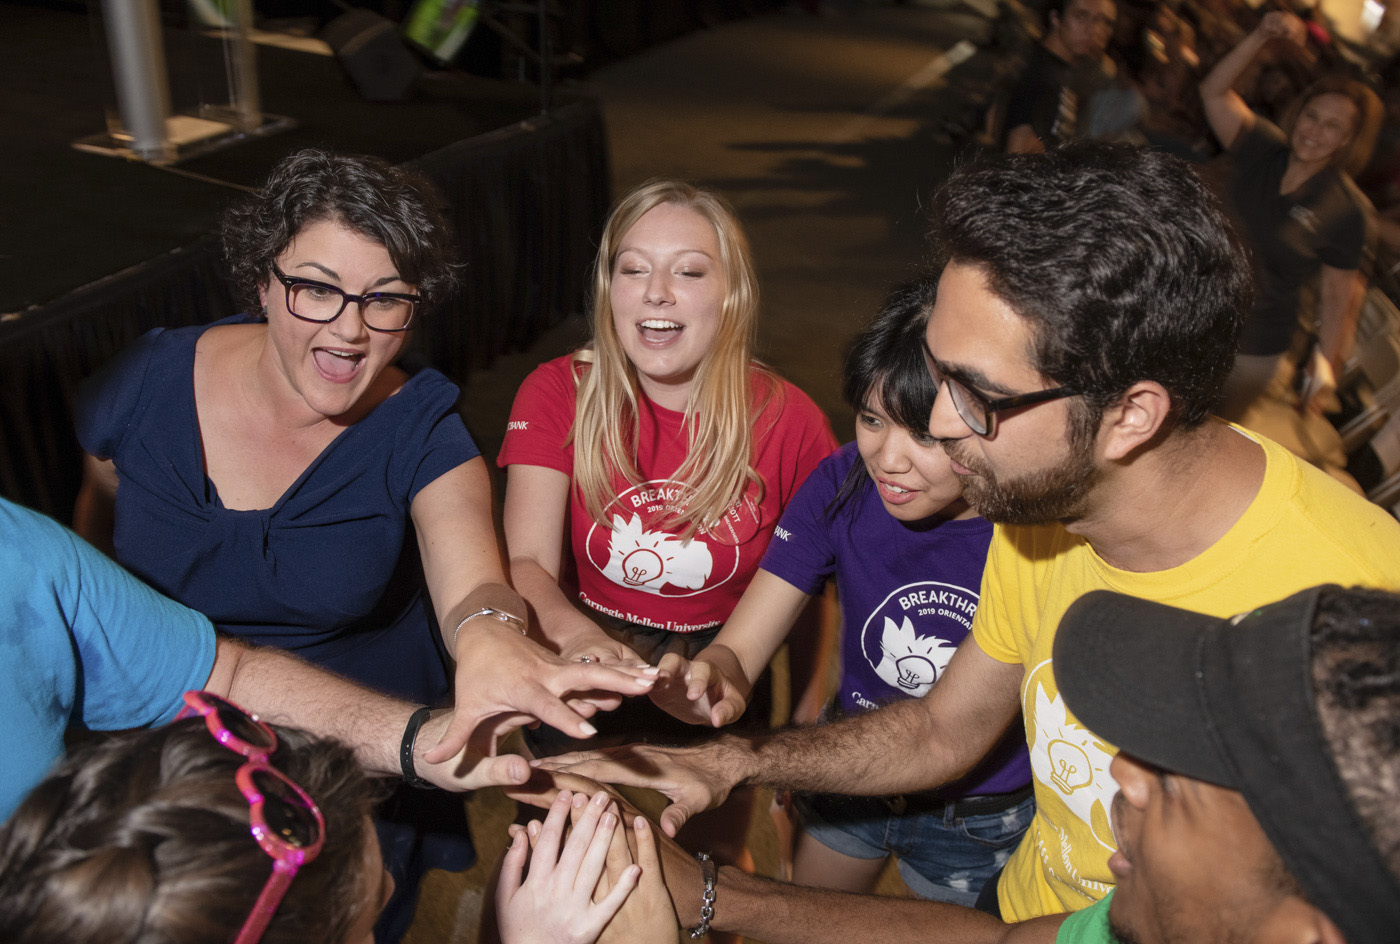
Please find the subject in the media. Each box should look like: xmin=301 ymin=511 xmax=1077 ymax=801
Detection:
xmin=881 ymin=782 xmax=1034 ymax=819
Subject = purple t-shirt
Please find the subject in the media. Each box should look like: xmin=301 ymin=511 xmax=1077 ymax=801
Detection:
xmin=760 ymin=442 xmax=1031 ymax=797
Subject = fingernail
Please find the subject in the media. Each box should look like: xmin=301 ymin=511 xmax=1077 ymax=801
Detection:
xmin=579 ymin=721 xmax=597 ymax=737
xmin=634 ymin=816 xmax=647 ymax=830
xmin=527 ymin=821 xmax=540 ymax=837
xmin=626 ymin=864 xmax=641 ymax=881
xmin=600 ymin=811 xmax=616 ymax=828
xmin=573 ymin=792 xmax=587 ymax=808
xmin=591 ymin=791 xmax=609 ymax=807
xmin=642 ymin=666 xmax=660 ymax=674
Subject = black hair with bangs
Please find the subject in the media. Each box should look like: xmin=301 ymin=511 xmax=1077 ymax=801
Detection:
xmin=827 ymin=278 xmax=940 ymax=518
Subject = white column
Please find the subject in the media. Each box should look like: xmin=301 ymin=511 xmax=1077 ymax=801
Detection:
xmin=101 ymin=0 xmax=173 ymax=162
xmin=230 ymin=0 xmax=262 ymax=133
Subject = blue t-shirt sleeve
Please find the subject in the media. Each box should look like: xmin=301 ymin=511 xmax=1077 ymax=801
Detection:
xmin=66 ymin=527 xmax=217 ymax=730
xmin=74 ymin=327 xmax=166 ymax=459
xmin=2 ymin=497 xmax=214 ymax=817
xmin=758 ymin=445 xmax=850 ymax=595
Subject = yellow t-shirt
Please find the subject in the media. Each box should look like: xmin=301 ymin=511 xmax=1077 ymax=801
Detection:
xmin=974 ymin=428 xmax=1400 ymax=921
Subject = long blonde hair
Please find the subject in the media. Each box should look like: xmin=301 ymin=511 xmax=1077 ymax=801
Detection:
xmin=571 ymin=179 xmax=773 ymax=538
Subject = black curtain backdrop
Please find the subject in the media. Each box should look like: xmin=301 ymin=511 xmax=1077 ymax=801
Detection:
xmin=0 ymin=100 xmax=607 ymax=521
xmin=0 ymin=2 xmax=610 ymax=520
xmin=408 ymin=101 xmax=610 ymax=378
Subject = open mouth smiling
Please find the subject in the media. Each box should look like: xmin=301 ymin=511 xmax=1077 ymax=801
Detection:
xmin=313 ymin=347 xmax=366 ymax=382
xmin=638 ymin=319 xmax=683 ymax=343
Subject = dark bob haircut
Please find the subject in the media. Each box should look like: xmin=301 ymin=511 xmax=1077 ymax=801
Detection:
xmin=0 ymin=720 xmax=379 ymax=944
xmin=829 ymin=278 xmax=941 ymax=517
xmin=929 ymin=143 xmax=1251 ymax=429
xmin=221 ymin=148 xmax=457 ymax=315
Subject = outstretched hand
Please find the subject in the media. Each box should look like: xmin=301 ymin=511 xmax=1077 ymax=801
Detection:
xmin=427 ymin=622 xmax=659 ymax=764
xmin=650 ymin=651 xmax=750 ymax=728
xmin=511 ymin=772 xmax=705 ymax=930
xmin=414 ymin=709 xmax=532 ymax=790
xmin=497 ymin=789 xmax=640 ymax=944
xmin=560 ymin=633 xmax=649 ymax=670
xmin=589 ymin=798 xmax=681 ymax=943
xmin=531 ymin=738 xmax=749 ymax=837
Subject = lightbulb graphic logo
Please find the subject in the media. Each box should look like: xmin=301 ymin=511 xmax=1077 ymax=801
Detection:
xmin=585 ymin=479 xmax=756 ymax=598
xmin=1027 ymin=662 xmax=1116 ymax=854
xmin=859 ymin=581 xmax=979 ymax=701
xmin=874 ymin=617 xmax=959 ymax=696
xmin=1047 ymin=738 xmax=1094 ymax=794
xmin=601 ymin=513 xmax=713 ymax=594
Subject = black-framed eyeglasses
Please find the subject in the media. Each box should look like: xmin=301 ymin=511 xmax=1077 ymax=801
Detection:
xmin=922 ymin=342 xmax=1079 ymax=438
xmin=271 ymin=265 xmax=420 ymax=332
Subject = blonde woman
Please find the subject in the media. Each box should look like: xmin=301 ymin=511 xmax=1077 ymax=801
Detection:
xmin=498 ymin=178 xmax=835 ymax=747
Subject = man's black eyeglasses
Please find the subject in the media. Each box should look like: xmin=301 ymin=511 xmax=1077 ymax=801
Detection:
xmin=922 ymin=343 xmax=1079 ymax=438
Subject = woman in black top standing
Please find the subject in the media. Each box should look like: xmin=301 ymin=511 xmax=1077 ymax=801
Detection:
xmin=1200 ymin=10 xmax=1382 ymax=419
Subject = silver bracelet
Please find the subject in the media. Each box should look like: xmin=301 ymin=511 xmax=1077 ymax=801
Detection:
xmin=451 ymin=607 xmax=527 ymax=651
xmin=686 ymin=852 xmax=717 ymax=939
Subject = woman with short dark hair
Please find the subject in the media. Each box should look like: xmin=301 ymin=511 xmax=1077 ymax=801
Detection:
xmin=72 ymin=148 xmax=525 ymax=939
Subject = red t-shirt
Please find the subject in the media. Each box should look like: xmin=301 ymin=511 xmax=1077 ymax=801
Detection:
xmin=498 ymin=355 xmax=836 ymax=632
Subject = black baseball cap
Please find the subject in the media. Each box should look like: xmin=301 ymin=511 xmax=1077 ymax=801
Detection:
xmin=1055 ymin=585 xmax=1400 ymax=944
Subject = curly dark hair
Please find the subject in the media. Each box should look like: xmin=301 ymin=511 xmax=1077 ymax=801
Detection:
xmin=1310 ymin=587 xmax=1400 ymax=884
xmin=929 ymin=143 xmax=1251 ymax=431
xmin=0 ymin=719 xmax=379 ymax=944
xmin=221 ymin=148 xmax=458 ymax=314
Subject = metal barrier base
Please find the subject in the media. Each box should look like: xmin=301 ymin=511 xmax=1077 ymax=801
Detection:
xmin=73 ymin=109 xmax=296 ymax=166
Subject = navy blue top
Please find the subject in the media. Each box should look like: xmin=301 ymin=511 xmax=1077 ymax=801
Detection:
xmin=75 ymin=315 xmax=480 ymax=706
xmin=760 ymin=442 xmax=1031 ymax=797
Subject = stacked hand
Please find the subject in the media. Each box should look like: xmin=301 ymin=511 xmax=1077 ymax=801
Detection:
xmin=534 ymin=738 xmax=746 ymax=837
xmin=427 ymin=622 xmax=659 ymax=765
xmin=560 ymin=631 xmax=649 ymax=673
xmin=650 ymin=647 xmax=751 ymax=728
xmin=511 ymin=773 xmax=707 ymax=932
xmin=499 ymin=786 xmax=681 ymax=944
xmin=415 ymin=709 xmax=533 ymax=790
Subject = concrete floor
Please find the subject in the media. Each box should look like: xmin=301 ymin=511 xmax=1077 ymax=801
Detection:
xmin=407 ymin=4 xmax=1001 ymax=941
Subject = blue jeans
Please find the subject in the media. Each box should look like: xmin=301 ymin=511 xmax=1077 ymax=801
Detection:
xmin=793 ymin=787 xmax=1034 ymax=906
